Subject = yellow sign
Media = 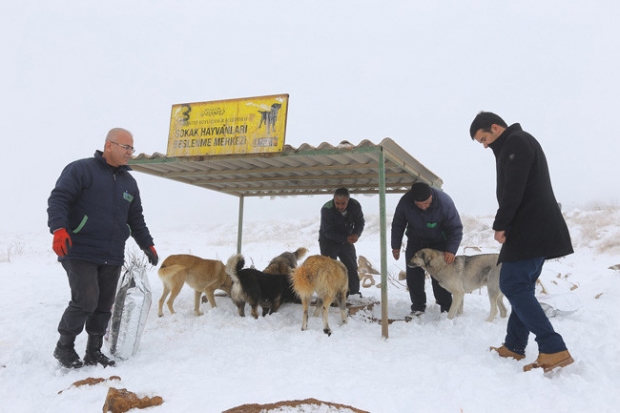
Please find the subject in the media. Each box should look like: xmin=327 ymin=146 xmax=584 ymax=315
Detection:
xmin=167 ymin=94 xmax=289 ymax=156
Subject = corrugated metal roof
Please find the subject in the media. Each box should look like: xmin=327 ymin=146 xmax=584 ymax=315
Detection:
xmin=128 ymin=138 xmax=442 ymax=197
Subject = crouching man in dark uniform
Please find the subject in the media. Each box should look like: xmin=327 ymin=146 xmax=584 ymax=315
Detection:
xmin=318 ymin=188 xmax=365 ymax=297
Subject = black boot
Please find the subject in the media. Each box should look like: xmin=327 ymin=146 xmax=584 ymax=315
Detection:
xmin=83 ymin=334 xmax=115 ymax=367
xmin=53 ymin=334 xmax=83 ymax=369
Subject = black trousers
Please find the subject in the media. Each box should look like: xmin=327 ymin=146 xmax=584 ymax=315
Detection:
xmin=57 ymin=259 xmax=122 ymax=337
xmin=319 ymin=239 xmax=360 ymax=295
xmin=405 ymin=243 xmax=452 ymax=313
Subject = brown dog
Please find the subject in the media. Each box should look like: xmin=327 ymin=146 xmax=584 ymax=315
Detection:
xmin=263 ymin=247 xmax=308 ymax=274
xmin=290 ymin=255 xmax=348 ymax=336
xmin=157 ymin=254 xmax=232 ymax=317
xmin=263 ymin=247 xmax=308 ymax=304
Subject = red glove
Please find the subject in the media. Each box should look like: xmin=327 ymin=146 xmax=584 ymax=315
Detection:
xmin=52 ymin=228 xmax=72 ymax=257
xmin=144 ymin=245 xmax=158 ymax=266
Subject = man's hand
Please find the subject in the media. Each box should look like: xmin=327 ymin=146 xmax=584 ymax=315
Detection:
xmin=443 ymin=252 xmax=456 ymax=264
xmin=494 ymin=230 xmax=506 ymax=244
xmin=347 ymin=234 xmax=360 ymax=244
xmin=52 ymin=228 xmax=72 ymax=257
xmin=392 ymin=249 xmax=401 ymax=260
xmin=144 ymin=245 xmax=158 ymax=266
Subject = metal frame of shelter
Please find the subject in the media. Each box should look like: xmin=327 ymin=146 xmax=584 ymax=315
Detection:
xmin=128 ymin=137 xmax=443 ymax=338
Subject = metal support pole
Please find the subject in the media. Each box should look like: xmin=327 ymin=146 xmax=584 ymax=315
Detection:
xmin=378 ymin=149 xmax=389 ymax=338
xmin=237 ymin=195 xmax=244 ymax=254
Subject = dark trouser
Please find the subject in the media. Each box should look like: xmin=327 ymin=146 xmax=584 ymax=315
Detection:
xmin=500 ymin=257 xmax=567 ymax=354
xmin=405 ymin=243 xmax=452 ymax=313
xmin=57 ymin=259 xmax=122 ymax=337
xmin=319 ymin=239 xmax=360 ymax=295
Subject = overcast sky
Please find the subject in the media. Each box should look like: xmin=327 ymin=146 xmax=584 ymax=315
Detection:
xmin=2 ymin=1 xmax=619 ymax=234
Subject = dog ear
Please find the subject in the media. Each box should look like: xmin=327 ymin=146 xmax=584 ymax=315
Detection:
xmin=424 ymin=251 xmax=433 ymax=268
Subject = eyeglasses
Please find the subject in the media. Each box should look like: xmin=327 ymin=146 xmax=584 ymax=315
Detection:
xmin=109 ymin=141 xmax=135 ymax=153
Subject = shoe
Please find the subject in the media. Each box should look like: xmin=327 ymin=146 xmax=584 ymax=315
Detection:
xmin=84 ymin=334 xmax=115 ymax=367
xmin=490 ymin=345 xmax=525 ymax=361
xmin=54 ymin=345 xmax=84 ymax=369
xmin=84 ymin=350 xmax=116 ymax=367
xmin=404 ymin=310 xmax=424 ymax=321
xmin=53 ymin=334 xmax=83 ymax=369
xmin=523 ymin=350 xmax=574 ymax=373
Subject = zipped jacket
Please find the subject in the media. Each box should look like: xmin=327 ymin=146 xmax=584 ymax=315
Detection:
xmin=47 ymin=150 xmax=154 ymax=265
xmin=391 ymin=188 xmax=463 ymax=254
xmin=319 ymin=198 xmax=365 ymax=244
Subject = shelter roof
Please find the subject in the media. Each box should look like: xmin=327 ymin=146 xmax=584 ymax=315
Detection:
xmin=129 ymin=138 xmax=442 ymax=197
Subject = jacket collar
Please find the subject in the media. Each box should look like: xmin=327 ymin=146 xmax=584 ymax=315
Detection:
xmin=489 ymin=123 xmax=522 ymax=157
xmin=94 ymin=150 xmax=131 ymax=172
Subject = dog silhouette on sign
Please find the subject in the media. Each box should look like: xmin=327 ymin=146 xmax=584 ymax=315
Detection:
xmin=258 ymin=103 xmax=282 ymax=134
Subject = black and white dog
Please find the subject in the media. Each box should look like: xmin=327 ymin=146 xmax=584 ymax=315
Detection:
xmin=225 ymin=253 xmax=291 ymax=318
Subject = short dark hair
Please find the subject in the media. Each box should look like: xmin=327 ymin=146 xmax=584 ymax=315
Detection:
xmin=469 ymin=111 xmax=508 ymax=139
xmin=334 ymin=187 xmax=350 ymax=198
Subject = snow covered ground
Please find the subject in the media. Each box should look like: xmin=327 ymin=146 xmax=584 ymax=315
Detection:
xmin=1 ymin=206 xmax=619 ymax=412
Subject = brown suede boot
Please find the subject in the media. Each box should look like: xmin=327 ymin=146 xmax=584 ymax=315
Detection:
xmin=523 ymin=350 xmax=574 ymax=373
xmin=490 ymin=345 xmax=525 ymax=361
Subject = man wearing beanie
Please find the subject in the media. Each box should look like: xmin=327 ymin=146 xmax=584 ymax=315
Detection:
xmin=391 ymin=182 xmax=463 ymax=320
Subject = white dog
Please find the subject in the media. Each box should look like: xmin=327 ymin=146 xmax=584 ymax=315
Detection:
xmin=409 ymin=248 xmax=507 ymax=322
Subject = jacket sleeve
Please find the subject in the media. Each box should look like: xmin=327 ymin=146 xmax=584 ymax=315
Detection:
xmin=441 ymin=197 xmax=463 ymax=254
xmin=47 ymin=162 xmax=86 ymax=233
xmin=493 ymin=135 xmax=534 ymax=232
xmin=351 ymin=199 xmax=365 ymax=236
xmin=127 ymin=186 xmax=154 ymax=249
xmin=390 ymin=199 xmax=407 ymax=249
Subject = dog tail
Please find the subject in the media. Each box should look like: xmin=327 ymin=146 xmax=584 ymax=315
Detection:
xmin=294 ymin=247 xmax=308 ymax=261
xmin=225 ymin=254 xmax=245 ymax=283
xmin=290 ymin=260 xmax=316 ymax=299
xmin=157 ymin=264 xmax=185 ymax=279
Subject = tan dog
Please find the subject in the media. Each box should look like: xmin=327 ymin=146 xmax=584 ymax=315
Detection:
xmin=409 ymin=248 xmax=507 ymax=322
xmin=290 ymin=255 xmax=348 ymax=336
xmin=157 ymin=254 xmax=232 ymax=317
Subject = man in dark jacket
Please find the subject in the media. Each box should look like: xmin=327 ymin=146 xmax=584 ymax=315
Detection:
xmin=470 ymin=111 xmax=574 ymax=373
xmin=47 ymin=128 xmax=158 ymax=369
xmin=319 ymin=188 xmax=365 ymax=296
xmin=391 ymin=182 xmax=463 ymax=320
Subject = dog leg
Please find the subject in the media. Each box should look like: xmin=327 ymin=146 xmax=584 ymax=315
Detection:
xmin=249 ymin=302 xmax=259 ymax=319
xmin=312 ymin=298 xmax=323 ymax=317
xmin=166 ymin=282 xmax=185 ymax=316
xmin=337 ymin=291 xmax=348 ymax=325
xmin=271 ymin=295 xmax=282 ymax=314
xmin=498 ymin=293 xmax=508 ymax=318
xmin=447 ymin=293 xmax=464 ymax=319
xmin=234 ymin=300 xmax=246 ymax=317
xmin=322 ymin=299 xmax=332 ymax=336
xmin=301 ymin=296 xmax=310 ymax=331
xmin=193 ymin=290 xmax=204 ymax=316
xmin=158 ymin=284 xmax=171 ymax=317
xmin=203 ymin=289 xmax=217 ymax=309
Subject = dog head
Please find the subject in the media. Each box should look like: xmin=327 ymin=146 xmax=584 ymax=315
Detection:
xmin=408 ymin=248 xmax=437 ymax=270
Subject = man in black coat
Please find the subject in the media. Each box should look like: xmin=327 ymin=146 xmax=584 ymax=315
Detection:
xmin=470 ymin=111 xmax=574 ymax=373
xmin=319 ymin=188 xmax=365 ymax=296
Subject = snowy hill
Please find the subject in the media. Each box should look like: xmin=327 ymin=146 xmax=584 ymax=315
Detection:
xmin=0 ymin=206 xmax=619 ymax=412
